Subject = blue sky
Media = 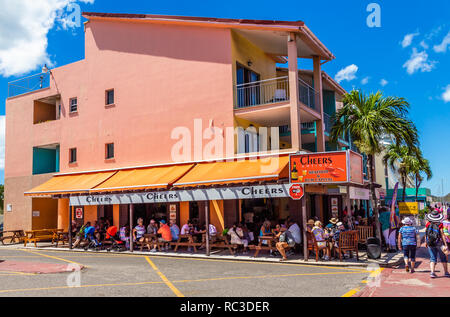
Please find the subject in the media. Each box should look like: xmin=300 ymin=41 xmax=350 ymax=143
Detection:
xmin=0 ymin=0 xmax=449 ymax=196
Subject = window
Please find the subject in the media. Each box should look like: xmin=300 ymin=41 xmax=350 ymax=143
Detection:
xmin=105 ymin=143 xmax=114 ymax=159
xmin=105 ymin=89 xmax=114 ymax=105
xmin=69 ymin=98 xmax=78 ymax=113
xmin=69 ymin=148 xmax=77 ymax=163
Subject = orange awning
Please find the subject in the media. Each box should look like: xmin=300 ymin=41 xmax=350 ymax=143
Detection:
xmin=90 ymin=164 xmax=194 ymax=193
xmin=173 ymin=155 xmax=289 ymax=188
xmin=24 ymin=171 xmax=117 ymax=196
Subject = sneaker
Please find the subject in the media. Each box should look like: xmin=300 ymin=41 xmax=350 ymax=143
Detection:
xmin=150 ymin=248 xmax=157 ymax=253
xmin=405 ymin=266 xmax=409 ymax=273
xmin=430 ymin=272 xmax=437 ymax=279
xmin=410 ymin=268 xmax=415 ymax=273
xmin=444 ymin=272 xmax=450 ymax=278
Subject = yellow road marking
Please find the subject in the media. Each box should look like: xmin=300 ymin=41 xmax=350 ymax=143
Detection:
xmin=341 ymin=266 xmax=384 ymax=297
xmin=342 ymin=287 xmax=360 ymax=297
xmin=20 ymin=249 xmax=85 ymax=267
xmin=145 ymin=256 xmax=184 ymax=297
xmin=0 ymin=269 xmax=368 ymax=294
xmin=7 ymin=249 xmax=367 ymax=272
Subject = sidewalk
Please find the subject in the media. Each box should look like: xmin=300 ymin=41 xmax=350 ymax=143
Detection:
xmin=0 ymin=243 xmax=402 ymax=268
xmin=356 ymin=235 xmax=450 ymax=297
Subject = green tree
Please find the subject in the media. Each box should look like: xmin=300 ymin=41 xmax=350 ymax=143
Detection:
xmin=331 ymin=90 xmax=418 ymax=241
xmin=383 ymin=143 xmax=418 ymax=202
xmin=409 ymin=151 xmax=432 ymax=202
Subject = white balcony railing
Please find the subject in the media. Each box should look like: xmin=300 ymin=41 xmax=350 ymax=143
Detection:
xmin=234 ymin=76 xmax=289 ymax=108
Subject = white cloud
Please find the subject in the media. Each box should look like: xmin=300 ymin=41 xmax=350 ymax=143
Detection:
xmin=0 ymin=116 xmax=4 ymax=170
xmin=401 ymin=32 xmax=419 ymax=48
xmin=433 ymin=31 xmax=450 ymax=53
xmin=361 ymin=76 xmax=370 ymax=85
xmin=0 ymin=0 xmax=94 ymax=77
xmin=403 ymin=48 xmax=436 ymax=75
xmin=380 ymin=79 xmax=388 ymax=86
xmin=335 ymin=64 xmax=358 ymax=84
xmin=420 ymin=40 xmax=429 ymax=49
xmin=443 ymin=85 xmax=450 ymax=103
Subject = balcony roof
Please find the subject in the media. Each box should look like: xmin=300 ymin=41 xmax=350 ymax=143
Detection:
xmin=82 ymin=12 xmax=335 ymax=60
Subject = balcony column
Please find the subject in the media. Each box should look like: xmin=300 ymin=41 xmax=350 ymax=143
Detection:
xmin=313 ymin=56 xmax=325 ymax=152
xmin=287 ymin=33 xmax=302 ymax=151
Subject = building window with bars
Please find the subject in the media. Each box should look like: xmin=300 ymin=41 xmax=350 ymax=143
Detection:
xmin=69 ymin=97 xmax=78 ymax=113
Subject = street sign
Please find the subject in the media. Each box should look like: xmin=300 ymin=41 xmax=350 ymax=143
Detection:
xmin=289 ymin=184 xmax=304 ymax=200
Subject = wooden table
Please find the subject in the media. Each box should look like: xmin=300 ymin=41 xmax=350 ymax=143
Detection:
xmin=0 ymin=230 xmax=25 ymax=245
xmin=251 ymin=235 xmax=278 ymax=257
xmin=172 ymin=234 xmax=202 ymax=252
xmin=53 ymin=231 xmax=69 ymax=247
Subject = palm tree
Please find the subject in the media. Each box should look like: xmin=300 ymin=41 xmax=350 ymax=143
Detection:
xmin=409 ymin=152 xmax=432 ymax=202
xmin=331 ymin=90 xmax=418 ymax=241
xmin=383 ymin=143 xmax=418 ymax=201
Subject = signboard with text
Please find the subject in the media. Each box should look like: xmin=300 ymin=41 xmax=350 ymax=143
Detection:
xmin=290 ymin=151 xmax=347 ymax=184
xmin=399 ymin=202 xmax=419 ymax=215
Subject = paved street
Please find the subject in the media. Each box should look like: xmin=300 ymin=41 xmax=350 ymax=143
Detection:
xmin=356 ymin=246 xmax=450 ymax=297
xmin=0 ymin=248 xmax=371 ymax=297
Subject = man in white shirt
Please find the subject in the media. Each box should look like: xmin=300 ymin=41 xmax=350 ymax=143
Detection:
xmin=288 ymin=221 xmax=302 ymax=245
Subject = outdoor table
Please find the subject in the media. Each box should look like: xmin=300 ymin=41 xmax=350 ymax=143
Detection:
xmin=172 ymin=234 xmax=202 ymax=252
xmin=0 ymin=230 xmax=25 ymax=245
xmin=252 ymin=235 xmax=278 ymax=257
xmin=53 ymin=231 xmax=69 ymax=247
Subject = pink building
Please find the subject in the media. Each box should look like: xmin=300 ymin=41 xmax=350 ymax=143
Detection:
xmin=5 ymin=13 xmax=354 ymax=236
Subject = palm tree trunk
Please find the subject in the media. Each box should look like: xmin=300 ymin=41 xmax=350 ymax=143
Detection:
xmin=402 ymin=175 xmax=406 ymax=202
xmin=415 ymin=176 xmax=418 ymax=202
xmin=368 ymin=154 xmax=382 ymax=242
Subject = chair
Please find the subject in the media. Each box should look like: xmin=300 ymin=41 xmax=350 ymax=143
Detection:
xmin=306 ymin=231 xmax=320 ymax=262
xmin=356 ymin=226 xmax=373 ymax=245
xmin=336 ymin=230 xmax=358 ymax=262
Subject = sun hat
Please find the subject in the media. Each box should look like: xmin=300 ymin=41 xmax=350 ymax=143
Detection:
xmin=401 ymin=217 xmax=413 ymax=225
xmin=329 ymin=218 xmax=338 ymax=225
xmin=426 ymin=210 xmax=444 ymax=223
xmin=307 ymin=219 xmax=315 ymax=226
xmin=336 ymin=222 xmax=343 ymax=227
xmin=314 ymin=221 xmax=322 ymax=227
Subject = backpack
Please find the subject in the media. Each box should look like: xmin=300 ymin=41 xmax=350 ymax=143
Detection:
xmin=280 ymin=230 xmax=296 ymax=247
xmin=426 ymin=223 xmax=441 ymax=247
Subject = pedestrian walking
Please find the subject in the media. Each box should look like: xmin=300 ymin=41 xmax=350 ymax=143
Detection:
xmin=424 ymin=210 xmax=449 ymax=278
xmin=397 ymin=217 xmax=419 ymax=273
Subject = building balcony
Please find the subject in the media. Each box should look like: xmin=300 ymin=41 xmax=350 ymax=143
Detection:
xmin=234 ymin=76 xmax=321 ymax=112
xmin=8 ymin=72 xmax=50 ymax=98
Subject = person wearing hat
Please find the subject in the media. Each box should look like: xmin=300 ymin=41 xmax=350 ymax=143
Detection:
xmin=398 ymin=217 xmax=420 ymax=273
xmin=306 ymin=219 xmax=315 ymax=233
xmin=425 ymin=210 xmax=449 ymax=278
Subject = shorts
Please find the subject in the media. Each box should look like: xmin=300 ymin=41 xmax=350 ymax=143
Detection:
xmin=158 ymin=238 xmax=170 ymax=243
xmin=402 ymin=245 xmax=416 ymax=261
xmin=317 ymin=241 xmax=327 ymax=248
xmin=427 ymin=246 xmax=448 ymax=263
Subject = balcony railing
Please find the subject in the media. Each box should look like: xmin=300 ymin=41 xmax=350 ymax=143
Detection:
xmin=323 ymin=113 xmax=332 ymax=134
xmin=298 ymin=78 xmax=320 ymax=112
xmin=234 ymin=76 xmax=289 ymax=109
xmin=8 ymin=72 xmax=50 ymax=98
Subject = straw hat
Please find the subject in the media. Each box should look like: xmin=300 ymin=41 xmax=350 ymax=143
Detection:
xmin=401 ymin=217 xmax=413 ymax=225
xmin=307 ymin=219 xmax=315 ymax=226
xmin=426 ymin=210 xmax=444 ymax=223
xmin=314 ymin=221 xmax=322 ymax=227
xmin=336 ymin=222 xmax=343 ymax=227
xmin=329 ymin=218 xmax=338 ymax=225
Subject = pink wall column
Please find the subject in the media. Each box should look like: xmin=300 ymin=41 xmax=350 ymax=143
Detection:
xmin=288 ymin=33 xmax=302 ymax=151
xmin=313 ymin=56 xmax=325 ymax=152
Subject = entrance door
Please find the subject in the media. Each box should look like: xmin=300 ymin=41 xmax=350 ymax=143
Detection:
xmin=236 ymin=63 xmax=260 ymax=108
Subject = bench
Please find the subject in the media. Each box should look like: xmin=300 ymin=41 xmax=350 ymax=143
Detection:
xmin=250 ymin=235 xmax=277 ymax=258
xmin=209 ymin=234 xmax=239 ymax=255
xmin=24 ymin=229 xmax=60 ymax=247
xmin=336 ymin=230 xmax=358 ymax=262
xmin=356 ymin=226 xmax=373 ymax=245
